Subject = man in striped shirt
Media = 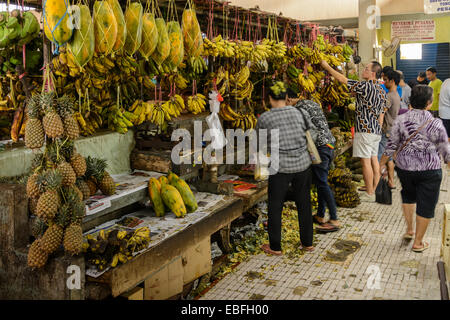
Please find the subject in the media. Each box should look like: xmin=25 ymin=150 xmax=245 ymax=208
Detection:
xmin=321 ymin=60 xmax=387 ymax=202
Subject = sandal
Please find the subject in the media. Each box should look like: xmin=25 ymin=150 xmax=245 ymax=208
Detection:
xmin=316 ymin=223 xmax=340 ymax=233
xmin=261 ymin=244 xmax=282 ymax=256
xmin=412 ymin=242 xmax=429 ymax=252
xmin=403 ymin=233 xmax=414 ymax=240
xmin=312 ymin=215 xmax=325 ymax=225
xmin=299 ymin=245 xmax=315 ymax=252
xmin=358 ymin=186 xmax=367 ymax=192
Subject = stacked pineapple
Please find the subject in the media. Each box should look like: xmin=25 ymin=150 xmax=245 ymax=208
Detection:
xmin=25 ymin=92 xmax=89 ymax=269
xmin=83 ymin=157 xmax=116 ymax=197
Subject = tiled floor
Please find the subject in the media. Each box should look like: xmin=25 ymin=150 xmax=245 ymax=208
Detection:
xmin=201 ymin=168 xmax=450 ymax=300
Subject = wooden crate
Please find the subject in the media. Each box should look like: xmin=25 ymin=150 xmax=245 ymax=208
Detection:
xmin=442 ymin=204 xmax=450 ymax=279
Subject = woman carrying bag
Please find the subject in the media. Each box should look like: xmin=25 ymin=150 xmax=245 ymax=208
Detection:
xmin=380 ymin=85 xmax=450 ymax=252
xmin=256 ymin=82 xmax=315 ymax=255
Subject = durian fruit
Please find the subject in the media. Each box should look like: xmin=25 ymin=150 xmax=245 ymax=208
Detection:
xmin=27 ymin=239 xmax=49 ymax=269
xmin=24 ymin=95 xmax=45 ymax=149
xmin=36 ymin=170 xmax=63 ymax=221
xmin=56 ymin=95 xmax=79 ymax=140
xmin=41 ymin=92 xmax=64 ymax=139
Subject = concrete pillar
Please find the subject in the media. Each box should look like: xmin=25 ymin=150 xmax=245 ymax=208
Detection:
xmin=358 ymin=0 xmax=378 ymax=64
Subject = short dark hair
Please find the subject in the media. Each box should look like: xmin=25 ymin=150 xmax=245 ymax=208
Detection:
xmin=396 ymin=70 xmax=404 ymax=80
xmin=370 ymin=61 xmax=383 ymax=79
xmin=287 ymin=87 xmax=298 ymax=99
xmin=410 ymin=85 xmax=433 ymax=110
xmin=418 ymin=72 xmax=426 ymax=78
xmin=385 ymin=70 xmax=400 ymax=86
xmin=382 ymin=66 xmax=393 ymax=75
xmin=426 ymin=67 xmax=437 ymax=74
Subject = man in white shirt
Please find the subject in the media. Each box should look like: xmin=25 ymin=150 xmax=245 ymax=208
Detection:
xmin=439 ymin=79 xmax=450 ymax=141
xmin=397 ymin=70 xmax=411 ymax=110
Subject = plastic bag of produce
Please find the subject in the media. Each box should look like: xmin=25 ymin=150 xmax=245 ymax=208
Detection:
xmin=124 ymin=1 xmax=143 ymax=55
xmin=167 ymin=21 xmax=184 ymax=68
xmin=107 ymin=0 xmax=127 ymax=53
xmin=181 ymin=7 xmax=203 ymax=58
xmin=68 ymin=5 xmax=94 ymax=68
xmin=43 ymin=0 xmax=73 ymax=46
xmin=93 ymin=1 xmax=118 ymax=56
xmin=139 ymin=12 xmax=158 ymax=60
xmin=151 ymin=17 xmax=170 ymax=66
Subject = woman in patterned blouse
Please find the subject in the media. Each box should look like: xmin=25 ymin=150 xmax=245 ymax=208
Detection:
xmin=380 ymin=85 xmax=450 ymax=252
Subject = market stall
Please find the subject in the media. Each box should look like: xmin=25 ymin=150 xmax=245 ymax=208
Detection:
xmin=0 ymin=0 xmax=359 ymax=300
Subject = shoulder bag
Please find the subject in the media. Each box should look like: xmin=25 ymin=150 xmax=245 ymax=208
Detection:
xmin=393 ymin=119 xmax=433 ymax=161
xmin=298 ymin=108 xmax=322 ymax=165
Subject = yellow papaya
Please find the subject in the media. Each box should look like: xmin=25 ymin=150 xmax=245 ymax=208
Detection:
xmin=170 ymin=177 xmax=197 ymax=213
xmin=167 ymin=21 xmax=184 ymax=68
xmin=106 ymin=0 xmax=127 ymax=52
xmin=139 ymin=12 xmax=158 ymax=60
xmin=167 ymin=171 xmax=179 ymax=184
xmin=68 ymin=5 xmax=94 ymax=68
xmin=93 ymin=1 xmax=118 ymax=56
xmin=161 ymin=184 xmax=187 ymax=218
xmin=181 ymin=9 xmax=203 ymax=58
xmin=148 ymin=178 xmax=165 ymax=217
xmin=151 ymin=18 xmax=170 ymax=66
xmin=43 ymin=0 xmax=73 ymax=45
xmin=124 ymin=2 xmax=143 ymax=55
xmin=158 ymin=175 xmax=169 ymax=186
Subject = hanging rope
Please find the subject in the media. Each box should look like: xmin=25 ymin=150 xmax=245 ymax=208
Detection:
xmin=42 ymin=0 xmax=71 ymax=54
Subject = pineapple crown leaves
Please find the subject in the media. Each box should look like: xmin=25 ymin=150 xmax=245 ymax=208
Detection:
xmin=45 ymin=139 xmax=75 ymax=164
xmin=56 ymin=95 xmax=76 ymax=118
xmin=39 ymin=92 xmax=57 ymax=114
xmin=53 ymin=205 xmax=70 ymax=229
xmin=36 ymin=169 xmax=63 ymax=192
xmin=31 ymin=217 xmax=48 ymax=239
xmin=26 ymin=94 xmax=43 ymax=119
xmin=85 ymin=156 xmax=107 ymax=181
xmin=30 ymin=153 xmax=46 ymax=173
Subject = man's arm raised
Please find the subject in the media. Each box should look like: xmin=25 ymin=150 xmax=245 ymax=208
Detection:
xmin=321 ymin=60 xmax=348 ymax=85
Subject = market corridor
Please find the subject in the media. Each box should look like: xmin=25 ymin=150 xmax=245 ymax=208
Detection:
xmin=201 ymin=169 xmax=450 ymax=300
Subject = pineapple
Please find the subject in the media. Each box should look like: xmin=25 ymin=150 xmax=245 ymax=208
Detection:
xmin=39 ymin=207 xmax=67 ymax=254
xmin=76 ymin=179 xmax=91 ymax=200
xmin=86 ymin=157 xmax=116 ymax=196
xmin=99 ymin=171 xmax=116 ymax=196
xmin=26 ymin=173 xmax=41 ymax=199
xmin=63 ymin=223 xmax=83 ymax=256
xmin=24 ymin=95 xmax=44 ymax=149
xmin=86 ymin=178 xmax=98 ymax=196
xmin=58 ymin=161 xmax=77 ymax=187
xmin=56 ymin=95 xmax=79 ymax=140
xmin=30 ymin=217 xmax=47 ymax=239
xmin=41 ymin=92 xmax=64 ymax=138
xmin=36 ymin=170 xmax=62 ymax=221
xmin=27 ymin=239 xmax=49 ymax=269
xmin=70 ymin=153 xmax=86 ymax=177
xmin=29 ymin=197 xmax=39 ymax=215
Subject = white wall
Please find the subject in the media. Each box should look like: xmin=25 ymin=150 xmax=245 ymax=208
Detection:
xmin=229 ymin=0 xmax=425 ymax=21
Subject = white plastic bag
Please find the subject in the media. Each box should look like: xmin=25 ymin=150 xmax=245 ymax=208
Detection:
xmin=206 ymin=91 xmax=227 ymax=150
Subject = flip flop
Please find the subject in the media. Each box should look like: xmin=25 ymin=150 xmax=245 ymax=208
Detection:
xmin=403 ymin=233 xmax=414 ymax=240
xmin=312 ymin=215 xmax=325 ymax=225
xmin=412 ymin=242 xmax=429 ymax=252
xmin=299 ymin=245 xmax=315 ymax=252
xmin=316 ymin=223 xmax=340 ymax=233
xmin=261 ymin=244 xmax=282 ymax=256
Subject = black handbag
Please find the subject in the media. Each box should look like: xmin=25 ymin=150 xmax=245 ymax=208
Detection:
xmin=375 ymin=177 xmax=392 ymax=205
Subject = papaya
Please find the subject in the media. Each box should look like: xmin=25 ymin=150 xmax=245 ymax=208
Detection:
xmin=167 ymin=21 xmax=184 ymax=68
xmin=139 ymin=12 xmax=158 ymax=60
xmin=167 ymin=171 xmax=179 ymax=184
xmin=151 ymin=18 xmax=170 ymax=66
xmin=68 ymin=5 xmax=94 ymax=68
xmin=158 ymin=175 xmax=169 ymax=186
xmin=148 ymin=178 xmax=165 ymax=217
xmin=43 ymin=0 xmax=73 ymax=45
xmin=93 ymin=1 xmax=118 ymax=56
xmin=161 ymin=184 xmax=187 ymax=218
xmin=123 ymin=2 xmax=143 ymax=55
xmin=181 ymin=9 xmax=203 ymax=58
xmin=170 ymin=177 xmax=197 ymax=213
xmin=106 ymin=0 xmax=126 ymax=52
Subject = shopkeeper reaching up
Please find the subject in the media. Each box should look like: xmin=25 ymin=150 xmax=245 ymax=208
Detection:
xmin=320 ymin=60 xmax=387 ymax=203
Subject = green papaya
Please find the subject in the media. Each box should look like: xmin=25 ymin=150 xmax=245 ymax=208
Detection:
xmin=170 ymin=177 xmax=197 ymax=213
xmin=68 ymin=5 xmax=94 ymax=68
